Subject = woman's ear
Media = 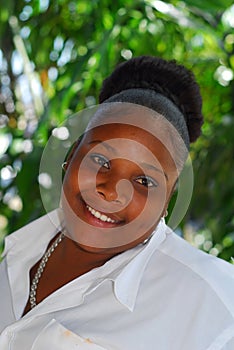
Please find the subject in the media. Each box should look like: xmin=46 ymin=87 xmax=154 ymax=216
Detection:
xmin=172 ymin=179 xmax=179 ymax=193
xmin=163 ymin=178 xmax=178 ymax=217
xmin=62 ymin=135 xmax=83 ymax=177
xmin=63 ymin=135 xmax=84 ymax=170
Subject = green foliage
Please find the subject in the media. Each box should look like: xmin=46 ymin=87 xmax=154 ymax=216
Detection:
xmin=0 ymin=0 xmax=234 ymax=261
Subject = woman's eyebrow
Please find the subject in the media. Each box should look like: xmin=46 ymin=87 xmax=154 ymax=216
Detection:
xmin=87 ymin=140 xmax=117 ymax=154
xmin=140 ymin=162 xmax=168 ymax=181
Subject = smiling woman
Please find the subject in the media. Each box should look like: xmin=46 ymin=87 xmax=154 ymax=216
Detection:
xmin=61 ymin=110 xmax=179 ymax=252
xmin=0 ymin=56 xmax=234 ymax=350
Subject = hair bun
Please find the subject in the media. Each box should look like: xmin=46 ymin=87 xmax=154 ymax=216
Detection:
xmin=99 ymin=56 xmax=203 ymax=143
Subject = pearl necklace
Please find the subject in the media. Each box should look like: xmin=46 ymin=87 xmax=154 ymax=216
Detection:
xmin=29 ymin=231 xmax=65 ymax=309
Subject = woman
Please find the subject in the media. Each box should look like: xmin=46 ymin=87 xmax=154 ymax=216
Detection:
xmin=0 ymin=56 xmax=233 ymax=349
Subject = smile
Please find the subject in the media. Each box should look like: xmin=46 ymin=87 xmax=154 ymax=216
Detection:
xmin=86 ymin=205 xmax=117 ymax=223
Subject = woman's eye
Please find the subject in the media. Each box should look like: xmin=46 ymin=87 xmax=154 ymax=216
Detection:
xmin=135 ymin=176 xmax=158 ymax=188
xmin=90 ymin=154 xmax=110 ymax=169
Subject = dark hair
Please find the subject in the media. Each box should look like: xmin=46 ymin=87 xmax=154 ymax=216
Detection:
xmin=99 ymin=56 xmax=203 ymax=143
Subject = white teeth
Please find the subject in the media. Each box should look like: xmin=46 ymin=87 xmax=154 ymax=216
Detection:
xmin=86 ymin=205 xmax=116 ymax=223
xmin=94 ymin=211 xmax=101 ymax=219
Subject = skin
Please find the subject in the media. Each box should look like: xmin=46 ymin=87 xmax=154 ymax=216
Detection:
xmin=23 ymin=114 xmax=180 ymax=315
xmin=61 ymin=121 xmax=178 ymax=253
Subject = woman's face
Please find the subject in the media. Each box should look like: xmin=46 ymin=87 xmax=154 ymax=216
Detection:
xmin=61 ymin=118 xmax=179 ymax=254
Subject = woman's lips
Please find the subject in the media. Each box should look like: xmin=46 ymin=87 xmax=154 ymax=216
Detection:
xmin=86 ymin=205 xmax=117 ymax=223
xmin=83 ymin=202 xmax=124 ymax=227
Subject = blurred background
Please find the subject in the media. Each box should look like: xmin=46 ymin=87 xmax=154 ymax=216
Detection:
xmin=0 ymin=0 xmax=234 ymax=261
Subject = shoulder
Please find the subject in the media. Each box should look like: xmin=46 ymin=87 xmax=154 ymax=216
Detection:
xmin=157 ymin=227 xmax=234 ymax=313
xmin=160 ymin=227 xmax=234 ymax=281
xmin=131 ymin=226 xmax=234 ymax=349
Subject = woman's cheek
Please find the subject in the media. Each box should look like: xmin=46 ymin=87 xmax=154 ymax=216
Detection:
xmin=65 ymin=165 xmax=91 ymax=192
xmin=132 ymin=186 xmax=166 ymax=222
xmin=127 ymin=190 xmax=150 ymax=222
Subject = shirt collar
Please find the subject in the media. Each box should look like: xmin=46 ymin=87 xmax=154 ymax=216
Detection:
xmin=112 ymin=218 xmax=169 ymax=311
xmin=72 ymin=219 xmax=169 ymax=313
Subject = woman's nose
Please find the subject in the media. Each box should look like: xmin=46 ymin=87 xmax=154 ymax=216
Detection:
xmin=96 ymin=178 xmax=133 ymax=206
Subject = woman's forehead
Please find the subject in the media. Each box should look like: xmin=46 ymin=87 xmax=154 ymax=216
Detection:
xmin=84 ymin=122 xmax=164 ymax=148
xmin=84 ymin=117 xmax=174 ymax=160
xmin=82 ymin=103 xmax=188 ymax=172
xmin=80 ymin=123 xmax=178 ymax=176
xmin=86 ymin=103 xmax=182 ymax=149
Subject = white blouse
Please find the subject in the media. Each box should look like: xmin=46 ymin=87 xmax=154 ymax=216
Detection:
xmin=0 ymin=209 xmax=234 ymax=350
